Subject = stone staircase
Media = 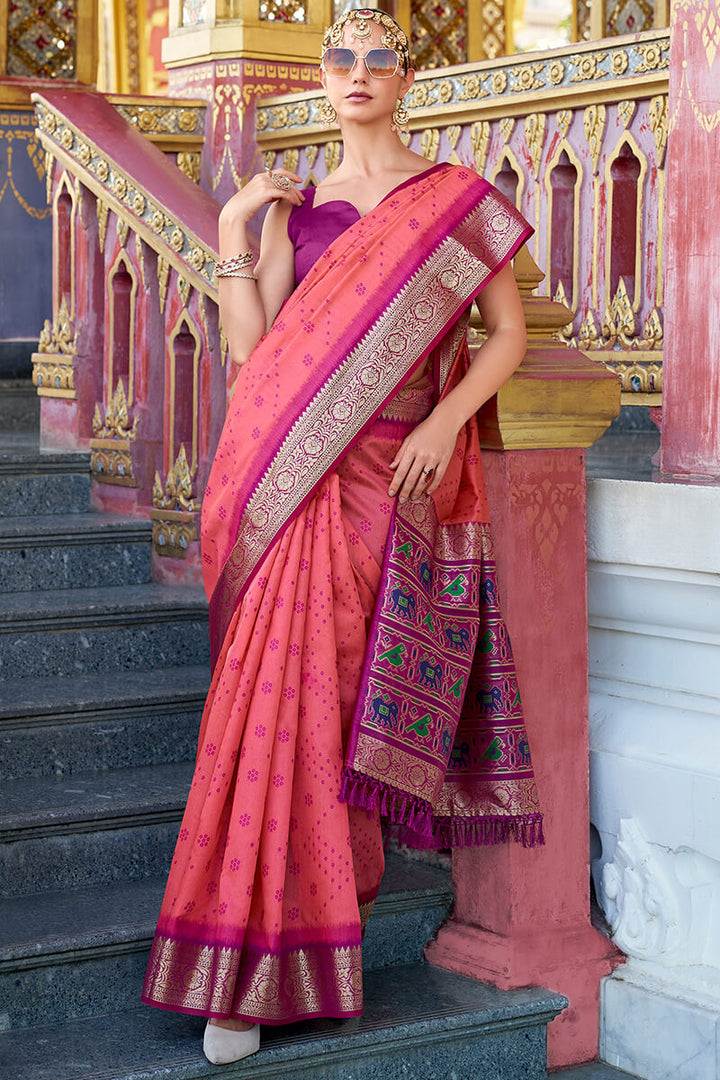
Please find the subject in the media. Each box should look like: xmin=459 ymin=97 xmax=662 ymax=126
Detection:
xmin=0 ymin=378 xmax=632 ymax=1079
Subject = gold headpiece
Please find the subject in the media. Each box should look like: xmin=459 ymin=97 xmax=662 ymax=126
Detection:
xmin=322 ymin=8 xmax=410 ymax=72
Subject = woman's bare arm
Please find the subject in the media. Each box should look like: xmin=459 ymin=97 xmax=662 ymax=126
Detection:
xmin=217 ymin=170 xmax=303 ymax=366
xmin=388 ymin=262 xmax=527 ymax=502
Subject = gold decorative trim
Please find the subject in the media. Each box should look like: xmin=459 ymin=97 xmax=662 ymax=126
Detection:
xmin=158 ymin=257 xmax=170 ymax=313
xmin=153 ymin=444 xmax=197 ymax=513
xmin=37 ymin=296 xmax=77 ymax=357
xmin=31 ymin=352 xmax=76 ymax=399
xmin=421 ymin=128 xmax=441 ymax=162
xmin=150 ymin=509 xmax=197 ymax=558
xmin=489 ymin=146 xmax=525 ymax=210
xmin=89 ymin=440 xmax=136 ymax=486
xmin=92 ymin=379 xmax=138 ymax=441
xmin=524 ymin=113 xmax=546 ymax=180
xmin=176 ymin=152 xmax=201 ymax=183
xmin=33 ymin=94 xmax=218 ymax=302
xmin=470 ymin=120 xmax=490 ymax=173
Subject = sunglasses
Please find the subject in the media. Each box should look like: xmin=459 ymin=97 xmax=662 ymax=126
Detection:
xmin=322 ymin=47 xmax=402 ymax=79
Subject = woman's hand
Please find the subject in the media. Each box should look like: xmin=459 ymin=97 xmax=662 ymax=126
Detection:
xmin=388 ymin=408 xmax=458 ymax=503
xmin=218 ymin=169 xmax=304 ymax=232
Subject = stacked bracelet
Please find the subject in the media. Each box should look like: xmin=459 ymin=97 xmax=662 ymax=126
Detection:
xmin=215 ymin=251 xmax=254 ymax=276
xmin=220 ymin=271 xmax=257 ymax=280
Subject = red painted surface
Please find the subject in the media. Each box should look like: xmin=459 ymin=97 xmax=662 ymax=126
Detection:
xmin=426 ymin=449 xmax=621 ymax=1069
xmin=661 ymin=3 xmax=720 ymax=475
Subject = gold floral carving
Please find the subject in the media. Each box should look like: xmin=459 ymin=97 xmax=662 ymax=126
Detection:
xmin=610 ymin=50 xmax=629 ymax=75
xmin=638 ymin=307 xmax=663 ymax=350
xmin=92 ymin=379 xmax=138 ymax=441
xmin=135 ymin=234 xmax=146 ymax=289
xmin=499 ymin=117 xmax=515 ymax=144
xmin=457 ymin=74 xmax=486 ymax=101
xmin=548 ymin=60 xmax=565 ymax=86
xmin=177 ymin=278 xmax=192 ymax=307
xmin=325 ymin=142 xmax=341 ymax=173
xmin=263 ymin=151 xmax=276 ymax=172
xmin=602 ymin=278 xmax=635 ymax=347
xmin=570 ymin=53 xmax=608 ymax=81
xmin=524 ymin=114 xmax=546 ymax=180
xmin=283 ymin=148 xmax=299 ymax=173
xmin=158 ymin=257 xmax=170 ymax=313
xmin=510 ymin=63 xmax=545 ymax=93
xmin=153 ymin=444 xmax=197 ymax=513
xmin=305 ymin=145 xmax=318 ymax=168
xmin=177 ymin=152 xmax=201 ymax=183
xmin=618 ymin=100 xmax=636 ymax=128
xmin=492 ymin=71 xmax=508 ymax=94
xmin=421 ymin=129 xmax=440 ymax=162
xmin=556 ymin=109 xmax=573 ymax=138
xmin=578 ymin=309 xmax=599 ymax=351
xmin=447 ymin=125 xmax=461 ymax=150
xmin=634 ymin=42 xmax=669 ymax=73
xmin=583 ymin=104 xmax=606 ymax=174
xmin=96 ymin=159 xmax=109 ymax=182
xmin=32 ymin=353 xmax=76 ymax=398
xmin=89 ymin=444 xmax=135 ymax=485
xmin=133 ymin=192 xmax=146 ymax=216
xmin=170 ymin=227 xmax=184 ymax=253
xmin=150 ymin=512 xmax=197 ymax=558
xmin=471 ymin=121 xmax=490 ymax=173
xmin=117 ymin=218 xmax=129 ymax=247
xmin=97 ymin=199 xmax=110 ymax=253
xmin=37 ymin=297 xmax=77 ymax=356
xmin=603 ymin=356 xmax=663 ymax=394
xmin=649 ymin=95 xmax=669 ymax=162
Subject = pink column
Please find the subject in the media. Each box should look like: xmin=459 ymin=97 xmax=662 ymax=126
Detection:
xmin=660 ymin=1 xmax=720 ymax=476
xmin=426 ymin=447 xmax=621 ymax=1069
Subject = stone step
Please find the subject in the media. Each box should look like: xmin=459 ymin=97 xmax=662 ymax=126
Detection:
xmin=0 ymin=380 xmax=40 ymax=433
xmin=0 ymin=583 xmax=209 ymax=680
xmin=0 ymin=441 xmax=91 ymax=516
xmin=0 ymin=963 xmax=567 ymax=1079
xmin=0 ymin=666 xmax=209 ymax=779
xmin=0 ymin=855 xmax=453 ymax=1029
xmin=0 ymin=760 xmax=192 ymax=896
xmin=0 ymin=512 xmax=152 ymax=592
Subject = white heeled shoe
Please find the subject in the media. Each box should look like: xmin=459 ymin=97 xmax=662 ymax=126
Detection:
xmin=203 ymin=1020 xmax=260 ymax=1065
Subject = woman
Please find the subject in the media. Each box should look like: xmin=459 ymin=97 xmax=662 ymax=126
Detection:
xmin=142 ymin=8 xmax=543 ymax=1066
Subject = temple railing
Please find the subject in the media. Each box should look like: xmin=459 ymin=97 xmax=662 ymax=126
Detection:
xmin=32 ymin=87 xmax=225 ymax=582
xmin=256 ymin=27 xmax=669 ymax=404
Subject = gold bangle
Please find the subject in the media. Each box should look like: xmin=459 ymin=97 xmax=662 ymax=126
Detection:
xmin=221 ymin=271 xmax=257 ymax=280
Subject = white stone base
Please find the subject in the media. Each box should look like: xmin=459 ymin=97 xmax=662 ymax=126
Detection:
xmin=601 ymin=961 xmax=720 ymax=1080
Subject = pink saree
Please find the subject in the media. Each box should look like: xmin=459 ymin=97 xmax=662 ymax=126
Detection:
xmin=142 ymin=164 xmax=542 ymax=1026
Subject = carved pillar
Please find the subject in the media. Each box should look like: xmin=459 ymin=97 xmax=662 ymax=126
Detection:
xmin=162 ymin=0 xmax=329 ymax=206
xmin=660 ymin=0 xmax=720 ymax=476
xmin=426 ymin=250 xmax=622 ymax=1070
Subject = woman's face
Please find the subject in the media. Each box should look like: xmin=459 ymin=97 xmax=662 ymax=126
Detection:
xmin=321 ymin=19 xmax=414 ymax=130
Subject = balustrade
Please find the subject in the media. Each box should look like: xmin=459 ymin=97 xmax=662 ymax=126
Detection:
xmin=31 ymin=88 xmax=225 ymax=582
xmin=257 ymin=27 xmax=668 ymax=403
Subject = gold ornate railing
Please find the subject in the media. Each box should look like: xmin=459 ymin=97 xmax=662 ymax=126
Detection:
xmin=257 ymin=28 xmax=669 ymax=403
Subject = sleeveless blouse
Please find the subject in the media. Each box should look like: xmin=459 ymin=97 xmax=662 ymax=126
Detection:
xmin=287 ymin=187 xmax=361 ymax=285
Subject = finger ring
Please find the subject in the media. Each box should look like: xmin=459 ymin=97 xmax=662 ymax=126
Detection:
xmin=268 ymin=171 xmax=293 ymax=191
xmin=422 ymin=466 xmax=434 ymax=475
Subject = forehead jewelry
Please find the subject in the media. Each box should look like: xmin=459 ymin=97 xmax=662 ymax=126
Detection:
xmin=322 ymin=9 xmax=409 ymax=70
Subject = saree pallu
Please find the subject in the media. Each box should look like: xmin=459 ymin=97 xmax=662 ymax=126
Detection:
xmin=142 ymin=165 xmax=542 ymax=1026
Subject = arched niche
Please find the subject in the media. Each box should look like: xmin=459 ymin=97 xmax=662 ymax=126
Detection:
xmin=605 ymin=134 xmax=647 ymax=311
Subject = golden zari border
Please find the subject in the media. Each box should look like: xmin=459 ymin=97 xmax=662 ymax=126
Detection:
xmin=144 ymin=934 xmax=363 ymax=1021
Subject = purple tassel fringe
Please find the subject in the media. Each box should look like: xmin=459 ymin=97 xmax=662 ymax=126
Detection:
xmin=340 ymin=766 xmax=545 ymax=849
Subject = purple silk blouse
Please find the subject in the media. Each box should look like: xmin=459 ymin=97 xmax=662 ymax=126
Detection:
xmin=287 ymin=187 xmax=361 ymax=285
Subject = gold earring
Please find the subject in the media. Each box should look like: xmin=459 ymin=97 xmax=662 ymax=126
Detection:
xmin=391 ymin=98 xmax=410 ymax=135
xmin=319 ymin=98 xmax=338 ymax=127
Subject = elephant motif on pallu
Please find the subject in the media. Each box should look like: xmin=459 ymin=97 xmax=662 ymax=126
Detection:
xmin=370 ymin=695 xmax=399 ymax=728
xmin=418 ymin=659 xmax=443 ymax=690
xmin=449 ymin=741 xmax=471 ymax=768
xmin=481 ymin=578 xmax=497 ymax=605
xmin=444 ymin=623 xmax=471 ymax=651
xmin=476 ymin=683 xmax=504 ymax=714
xmin=390 ymin=586 xmax=417 ymax=620
xmin=517 ymin=736 xmax=531 ymax=765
